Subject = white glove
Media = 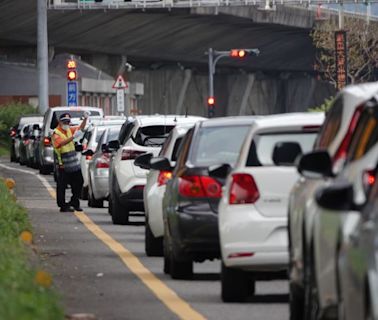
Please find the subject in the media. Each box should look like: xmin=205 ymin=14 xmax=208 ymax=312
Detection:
xmin=83 ymin=111 xmax=91 ymax=119
xmin=73 ymin=130 xmax=82 ymax=139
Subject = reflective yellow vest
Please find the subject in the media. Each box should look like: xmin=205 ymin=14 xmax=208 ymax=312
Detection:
xmin=52 ymin=128 xmax=75 ymax=166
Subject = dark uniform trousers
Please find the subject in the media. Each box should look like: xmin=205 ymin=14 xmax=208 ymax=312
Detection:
xmin=56 ymin=168 xmax=84 ymax=209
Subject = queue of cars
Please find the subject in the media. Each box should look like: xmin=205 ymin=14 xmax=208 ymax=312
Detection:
xmin=9 ymin=82 xmax=378 ymax=318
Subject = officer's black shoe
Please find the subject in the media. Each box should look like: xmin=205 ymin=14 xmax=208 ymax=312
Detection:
xmin=60 ymin=206 xmax=74 ymax=212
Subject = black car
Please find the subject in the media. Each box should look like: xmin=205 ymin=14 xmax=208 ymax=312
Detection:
xmin=161 ymin=116 xmax=257 ymax=279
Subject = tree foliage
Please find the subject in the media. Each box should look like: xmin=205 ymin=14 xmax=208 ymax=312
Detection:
xmin=311 ymin=17 xmax=378 ymax=86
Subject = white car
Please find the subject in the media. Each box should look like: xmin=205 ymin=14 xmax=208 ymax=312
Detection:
xmin=300 ymin=95 xmax=378 ymax=320
xmin=218 ymin=112 xmax=324 ymax=302
xmin=80 ymin=117 xmax=126 ymax=199
xmin=142 ymin=120 xmax=205 ymax=256
xmin=109 ymin=115 xmax=204 ymax=225
xmin=288 ymin=82 xmax=378 ymax=320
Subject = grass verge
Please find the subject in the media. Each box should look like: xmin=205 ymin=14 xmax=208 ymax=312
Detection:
xmin=0 ymin=178 xmax=64 ymax=320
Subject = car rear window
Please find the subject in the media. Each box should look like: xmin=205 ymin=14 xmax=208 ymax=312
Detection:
xmin=50 ymin=110 xmax=101 ymax=129
xmin=246 ymin=132 xmax=318 ymax=166
xmin=134 ymin=125 xmax=175 ymax=147
xmin=190 ymin=125 xmax=250 ymax=166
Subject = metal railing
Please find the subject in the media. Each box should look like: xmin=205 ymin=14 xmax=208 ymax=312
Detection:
xmin=48 ymin=0 xmax=378 ymax=10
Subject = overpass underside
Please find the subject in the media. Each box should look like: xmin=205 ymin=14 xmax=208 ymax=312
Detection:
xmin=0 ymin=0 xmax=335 ymax=114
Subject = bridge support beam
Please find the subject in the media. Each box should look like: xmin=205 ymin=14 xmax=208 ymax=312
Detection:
xmin=239 ymin=74 xmax=255 ymax=115
xmin=176 ymin=69 xmax=192 ymax=115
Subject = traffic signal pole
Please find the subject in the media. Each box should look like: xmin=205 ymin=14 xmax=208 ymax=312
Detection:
xmin=206 ymin=48 xmax=260 ymax=118
xmin=37 ymin=0 xmax=49 ymax=115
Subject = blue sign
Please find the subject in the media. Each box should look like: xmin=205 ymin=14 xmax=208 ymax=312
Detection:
xmin=67 ymin=81 xmax=78 ymax=106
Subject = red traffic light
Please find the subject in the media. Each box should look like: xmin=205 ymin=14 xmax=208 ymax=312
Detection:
xmin=230 ymin=49 xmax=247 ymax=58
xmin=67 ymin=59 xmax=77 ymax=69
xmin=67 ymin=70 xmax=77 ymax=81
xmin=207 ymin=97 xmax=215 ymax=105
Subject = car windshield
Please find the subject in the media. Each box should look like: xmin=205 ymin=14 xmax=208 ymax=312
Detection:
xmin=247 ymin=132 xmax=318 ymax=166
xmin=191 ymin=125 xmax=250 ymax=166
xmin=134 ymin=125 xmax=175 ymax=147
xmin=51 ymin=110 xmax=101 ymax=129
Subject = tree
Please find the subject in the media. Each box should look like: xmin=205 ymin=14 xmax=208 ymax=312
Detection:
xmin=311 ymin=17 xmax=378 ymax=87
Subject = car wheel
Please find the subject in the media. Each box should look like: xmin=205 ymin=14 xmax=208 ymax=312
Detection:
xmin=290 ymin=282 xmax=305 ymax=320
xmin=145 ymin=218 xmax=163 ymax=257
xmin=39 ymin=165 xmax=51 ymax=175
xmin=170 ymin=254 xmax=193 ymax=280
xmin=81 ymin=186 xmax=88 ymax=200
xmin=110 ymin=192 xmax=129 ymax=225
xmin=108 ymin=195 xmax=113 ymax=215
xmin=304 ymin=252 xmax=320 ymax=320
xmin=88 ymin=184 xmax=103 ymax=208
xmin=221 ymin=262 xmax=249 ymax=302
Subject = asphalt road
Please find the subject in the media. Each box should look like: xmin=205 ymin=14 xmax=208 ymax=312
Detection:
xmin=0 ymin=159 xmax=289 ymax=320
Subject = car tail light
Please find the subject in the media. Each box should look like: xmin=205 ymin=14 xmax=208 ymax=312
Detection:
xmin=10 ymin=129 xmax=16 ymax=137
xmin=178 ymin=176 xmax=222 ymax=198
xmin=121 ymin=149 xmax=145 ymax=160
xmin=363 ymin=169 xmax=376 ymax=193
xmin=229 ymin=173 xmax=260 ymax=205
xmin=23 ymin=139 xmax=29 ymax=145
xmin=333 ymin=105 xmax=363 ymax=164
xmin=43 ymin=137 xmax=51 ymax=146
xmin=157 ymin=171 xmax=173 ymax=186
xmin=95 ymin=153 xmax=110 ymax=169
xmin=86 ymin=155 xmax=93 ymax=161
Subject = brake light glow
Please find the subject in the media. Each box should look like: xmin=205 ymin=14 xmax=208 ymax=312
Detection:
xmin=86 ymin=155 xmax=93 ymax=161
xmin=363 ymin=169 xmax=376 ymax=193
xmin=178 ymin=176 xmax=222 ymax=198
xmin=333 ymin=105 xmax=363 ymax=164
xmin=10 ymin=129 xmax=16 ymax=137
xmin=157 ymin=170 xmax=173 ymax=186
xmin=228 ymin=252 xmax=255 ymax=259
xmin=229 ymin=173 xmax=260 ymax=205
xmin=121 ymin=149 xmax=145 ymax=160
xmin=43 ymin=137 xmax=51 ymax=146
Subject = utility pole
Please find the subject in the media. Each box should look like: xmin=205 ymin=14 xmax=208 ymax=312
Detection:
xmin=37 ymin=0 xmax=49 ymax=115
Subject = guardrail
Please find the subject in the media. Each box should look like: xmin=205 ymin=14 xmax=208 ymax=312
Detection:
xmin=48 ymin=0 xmax=378 ymax=10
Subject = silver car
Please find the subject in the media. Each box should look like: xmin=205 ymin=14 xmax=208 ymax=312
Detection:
xmin=25 ymin=123 xmax=42 ymax=168
xmin=87 ymin=126 xmax=122 ymax=208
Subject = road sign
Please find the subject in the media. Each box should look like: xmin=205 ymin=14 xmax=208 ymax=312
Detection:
xmin=113 ymin=75 xmax=128 ymax=89
xmin=67 ymin=81 xmax=78 ymax=106
xmin=116 ymin=89 xmax=125 ymax=112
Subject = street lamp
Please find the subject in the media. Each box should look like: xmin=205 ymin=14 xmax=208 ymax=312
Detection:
xmin=206 ymin=48 xmax=260 ymax=118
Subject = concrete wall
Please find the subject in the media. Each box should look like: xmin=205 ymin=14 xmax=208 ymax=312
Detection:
xmin=127 ymin=68 xmax=335 ymax=117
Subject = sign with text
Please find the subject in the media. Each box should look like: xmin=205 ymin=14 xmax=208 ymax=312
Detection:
xmin=116 ymin=89 xmax=125 ymax=112
xmin=335 ymin=31 xmax=348 ymax=90
xmin=67 ymin=81 xmax=78 ymax=106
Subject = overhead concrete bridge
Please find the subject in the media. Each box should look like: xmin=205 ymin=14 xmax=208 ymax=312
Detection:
xmin=0 ymin=0 xmax=375 ymax=115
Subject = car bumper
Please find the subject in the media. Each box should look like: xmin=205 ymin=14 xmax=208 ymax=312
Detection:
xmin=169 ymin=205 xmax=220 ymax=261
xmin=41 ymin=146 xmax=54 ymax=166
xmin=147 ymin=184 xmax=165 ymax=238
xmin=92 ymin=171 xmax=109 ymax=200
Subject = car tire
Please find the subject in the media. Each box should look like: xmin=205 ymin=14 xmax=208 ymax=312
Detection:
xmin=221 ymin=262 xmax=249 ymax=302
xmin=163 ymin=232 xmax=171 ymax=274
xmin=289 ymin=282 xmax=305 ymax=320
xmin=304 ymin=249 xmax=320 ymax=320
xmin=170 ymin=255 xmax=193 ymax=280
xmin=81 ymin=186 xmax=88 ymax=200
xmin=88 ymin=184 xmax=103 ymax=208
xmin=110 ymin=192 xmax=129 ymax=225
xmin=39 ymin=165 xmax=51 ymax=175
xmin=145 ymin=218 xmax=163 ymax=257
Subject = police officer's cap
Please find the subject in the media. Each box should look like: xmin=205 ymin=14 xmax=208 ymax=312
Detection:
xmin=59 ymin=113 xmax=71 ymax=122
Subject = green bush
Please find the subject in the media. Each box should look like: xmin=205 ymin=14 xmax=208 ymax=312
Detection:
xmin=0 ymin=102 xmax=37 ymax=148
xmin=0 ymin=179 xmax=64 ymax=320
xmin=308 ymin=96 xmax=335 ymax=113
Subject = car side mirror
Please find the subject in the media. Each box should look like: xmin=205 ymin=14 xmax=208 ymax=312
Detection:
xmin=101 ymin=143 xmax=109 ymax=153
xmin=75 ymin=144 xmax=84 ymax=152
xmin=108 ymin=140 xmax=120 ymax=151
xmin=33 ymin=124 xmax=40 ymax=130
xmin=150 ymin=157 xmax=173 ymax=171
xmin=30 ymin=135 xmax=36 ymax=140
xmin=297 ymin=151 xmax=333 ymax=179
xmin=134 ymin=153 xmax=153 ymax=170
xmin=273 ymin=141 xmax=302 ymax=166
xmin=315 ymin=182 xmax=354 ymax=211
xmin=82 ymin=148 xmax=93 ymax=156
xmin=208 ymin=163 xmax=232 ymax=179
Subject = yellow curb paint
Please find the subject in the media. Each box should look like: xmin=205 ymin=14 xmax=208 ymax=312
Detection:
xmin=74 ymin=211 xmax=206 ymax=320
xmin=0 ymin=163 xmax=207 ymax=320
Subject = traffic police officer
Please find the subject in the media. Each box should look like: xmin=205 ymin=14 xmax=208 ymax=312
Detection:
xmin=52 ymin=112 xmax=89 ymax=212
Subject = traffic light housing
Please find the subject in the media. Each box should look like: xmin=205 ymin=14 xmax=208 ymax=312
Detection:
xmin=207 ymin=97 xmax=215 ymax=118
xmin=229 ymin=49 xmax=259 ymax=59
xmin=66 ymin=59 xmax=77 ymax=81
